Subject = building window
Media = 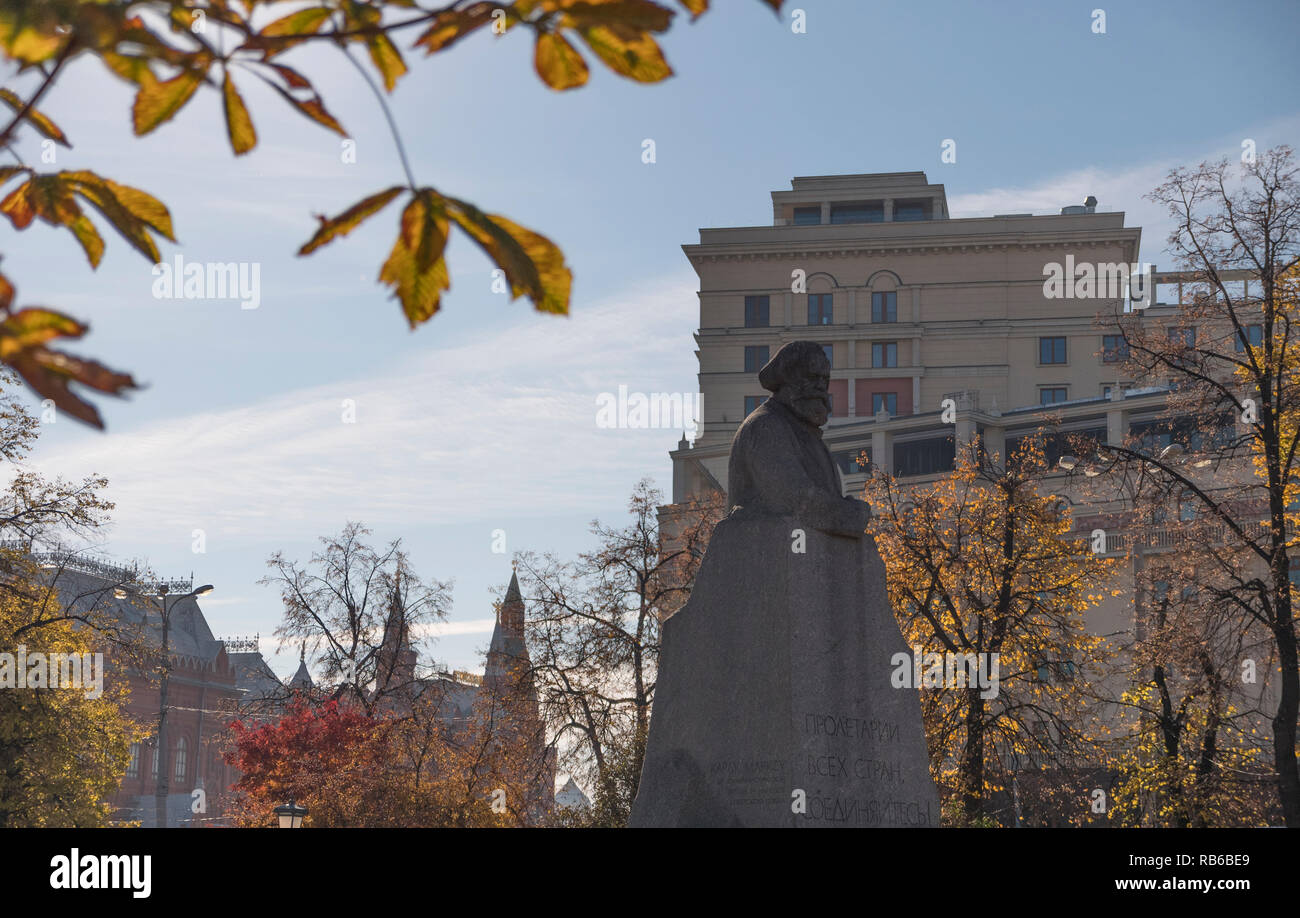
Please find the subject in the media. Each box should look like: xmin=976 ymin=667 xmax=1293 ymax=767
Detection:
xmin=744 ymin=345 xmax=769 ymax=374
xmin=872 ymin=392 xmax=898 ymax=416
xmin=808 ymin=293 xmax=833 ymax=325
xmin=151 ymin=744 xmax=159 ymax=779
xmin=1102 ymin=334 xmax=1128 ymax=363
xmin=871 ymin=291 xmax=897 ymax=323
xmin=792 ymin=206 xmax=821 ymax=225
xmin=830 ymin=202 xmax=883 ymax=224
xmin=872 ymin=341 xmax=898 ymax=368
xmin=174 ymin=737 xmax=187 ymax=782
xmin=744 ymin=295 xmax=769 ymax=328
xmin=744 ymin=396 xmax=767 ymax=416
xmin=1040 ymin=387 xmax=1068 ymax=405
xmin=126 ymin=742 xmax=140 ymax=779
xmin=1179 ymin=494 xmax=1198 ymax=522
xmin=821 ymin=343 xmax=833 ymax=367
xmin=1236 ymin=325 xmax=1263 ymax=352
xmin=894 ymin=202 xmax=927 ymax=222
xmin=1039 ymin=337 xmax=1067 ymax=364
xmin=1102 ymin=384 xmax=1114 ymax=399
xmin=894 ymin=435 xmax=955 ymax=477
xmin=1168 ymin=326 xmax=1196 ymax=348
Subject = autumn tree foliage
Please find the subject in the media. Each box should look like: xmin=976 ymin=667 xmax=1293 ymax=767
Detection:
xmin=0 ymin=373 xmax=142 ymax=825
xmin=865 ymin=436 xmax=1120 ymax=827
xmin=515 ymin=478 xmax=721 ymax=827
xmin=243 ymin=520 xmax=553 ymax=826
xmin=0 ymin=0 xmax=783 ymax=427
xmin=1076 ymin=467 xmax=1278 ymax=826
xmin=1107 ymin=554 xmax=1274 ymax=826
xmin=0 ymin=553 xmax=142 ymax=826
xmin=225 ymin=688 xmax=548 ymax=827
xmin=224 ymin=699 xmax=394 ymax=827
xmin=1091 ymin=146 xmax=1300 ymax=825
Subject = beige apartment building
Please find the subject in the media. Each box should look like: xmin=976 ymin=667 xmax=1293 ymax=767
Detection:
xmin=665 ymin=171 xmax=1278 ymax=811
xmin=673 ymin=171 xmax=1152 ymax=472
xmin=668 ymin=169 xmax=1164 ymax=641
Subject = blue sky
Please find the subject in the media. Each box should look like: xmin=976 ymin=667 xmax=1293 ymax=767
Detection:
xmin=4 ymin=0 xmax=1298 ymax=676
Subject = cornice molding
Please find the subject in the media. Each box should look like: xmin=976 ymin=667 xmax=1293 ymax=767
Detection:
xmin=685 ymin=234 xmax=1138 ymax=264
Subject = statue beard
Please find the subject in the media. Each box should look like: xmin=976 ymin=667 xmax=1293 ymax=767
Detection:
xmin=778 ymin=386 xmax=831 ymax=428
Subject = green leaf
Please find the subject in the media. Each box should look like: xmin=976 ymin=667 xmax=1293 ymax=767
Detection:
xmin=132 ymin=69 xmax=203 ymax=136
xmin=299 ymin=186 xmax=406 ymax=255
xmin=535 ymin=32 xmax=589 ymax=90
xmin=221 ymin=71 xmax=257 ymax=155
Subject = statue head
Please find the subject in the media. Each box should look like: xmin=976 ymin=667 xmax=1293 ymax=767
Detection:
xmin=759 ymin=341 xmax=832 ymax=428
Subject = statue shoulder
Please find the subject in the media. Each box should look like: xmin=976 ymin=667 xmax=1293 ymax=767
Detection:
xmin=731 ymin=401 xmax=789 ymax=448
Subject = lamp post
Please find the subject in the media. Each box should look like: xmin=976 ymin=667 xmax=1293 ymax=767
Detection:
xmin=153 ymin=582 xmax=214 ymax=829
xmin=274 ymin=800 xmax=308 ymax=828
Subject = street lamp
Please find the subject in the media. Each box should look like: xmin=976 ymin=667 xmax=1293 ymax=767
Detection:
xmin=153 ymin=582 xmax=215 ymax=828
xmin=274 ymin=800 xmax=308 ymax=828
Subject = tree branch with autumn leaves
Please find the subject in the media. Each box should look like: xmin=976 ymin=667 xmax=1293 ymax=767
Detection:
xmin=0 ymin=0 xmax=782 ymax=427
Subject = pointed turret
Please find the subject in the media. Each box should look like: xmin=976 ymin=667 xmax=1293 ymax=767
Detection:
xmin=481 ymin=566 xmax=555 ymax=823
xmin=376 ymin=576 xmax=419 ymax=694
xmin=485 ymin=568 xmax=529 ymax=690
xmin=289 ymin=643 xmax=313 ymax=689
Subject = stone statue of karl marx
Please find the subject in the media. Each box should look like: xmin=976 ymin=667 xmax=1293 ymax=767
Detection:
xmin=727 ymin=340 xmax=872 ymax=538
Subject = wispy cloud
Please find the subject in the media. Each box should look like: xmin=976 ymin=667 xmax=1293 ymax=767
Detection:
xmin=425 ymin=618 xmax=497 ymax=638
xmin=31 ymin=279 xmax=699 ymax=544
xmin=948 ymin=114 xmax=1300 ymax=264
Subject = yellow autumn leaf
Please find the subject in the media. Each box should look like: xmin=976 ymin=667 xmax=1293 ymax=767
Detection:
xmin=445 ymin=197 xmax=572 ymax=316
xmin=0 ymin=88 xmax=69 ymax=147
xmin=299 ymin=186 xmax=406 ymax=255
xmin=379 ymin=192 xmax=452 ymax=327
xmin=222 ymin=71 xmax=257 ymax=155
xmin=132 ymin=69 xmax=203 ymax=136
xmin=535 ymin=32 xmax=589 ymax=90
xmin=577 ymin=22 xmax=673 ymax=82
